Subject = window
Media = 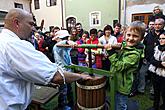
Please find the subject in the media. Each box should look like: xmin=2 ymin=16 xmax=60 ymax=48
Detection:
xmin=14 ymin=3 xmax=23 ymax=9
xmin=0 ymin=26 xmax=4 ymax=33
xmin=46 ymin=0 xmax=57 ymax=7
xmin=132 ymin=13 xmax=152 ymax=24
xmin=34 ymin=0 xmax=40 ymax=10
xmin=89 ymin=11 xmax=101 ymax=27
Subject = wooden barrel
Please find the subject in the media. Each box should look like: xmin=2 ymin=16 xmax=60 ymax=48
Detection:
xmin=76 ymin=75 xmax=107 ymax=110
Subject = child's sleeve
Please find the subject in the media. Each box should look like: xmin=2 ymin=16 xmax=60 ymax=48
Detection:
xmin=109 ymin=51 xmax=140 ymax=72
xmin=106 ymin=49 xmax=117 ymax=56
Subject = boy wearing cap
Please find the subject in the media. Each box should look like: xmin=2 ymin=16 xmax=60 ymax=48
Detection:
xmin=53 ymin=30 xmax=76 ymax=110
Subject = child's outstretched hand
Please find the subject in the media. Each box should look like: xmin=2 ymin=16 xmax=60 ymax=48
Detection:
xmin=67 ymin=40 xmax=77 ymax=48
xmin=104 ymin=44 xmax=112 ymax=50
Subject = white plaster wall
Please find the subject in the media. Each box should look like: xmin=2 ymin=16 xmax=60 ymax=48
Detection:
xmin=0 ymin=0 xmax=30 ymax=26
xmin=0 ymin=0 xmax=30 ymax=12
xmin=31 ymin=0 xmax=63 ymax=32
xmin=121 ymin=3 xmax=165 ymax=25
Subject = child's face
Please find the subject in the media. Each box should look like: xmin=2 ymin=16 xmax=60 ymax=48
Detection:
xmin=90 ymin=34 xmax=96 ymax=40
xmin=114 ymin=26 xmax=121 ymax=34
xmin=159 ymin=34 xmax=165 ymax=45
xmin=71 ymin=29 xmax=77 ymax=36
xmin=125 ymin=29 xmax=142 ymax=47
xmin=82 ymin=33 xmax=87 ymax=40
xmin=105 ymin=30 xmax=111 ymax=36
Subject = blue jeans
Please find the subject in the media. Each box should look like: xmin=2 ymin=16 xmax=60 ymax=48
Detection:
xmin=115 ymin=92 xmax=128 ymax=110
xmin=58 ymin=83 xmax=74 ymax=108
xmin=58 ymin=84 xmax=67 ymax=107
xmin=92 ymin=63 xmax=96 ymax=68
xmin=78 ymin=62 xmax=87 ymax=67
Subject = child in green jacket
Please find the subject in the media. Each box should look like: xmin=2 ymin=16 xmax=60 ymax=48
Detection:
xmin=105 ymin=21 xmax=145 ymax=110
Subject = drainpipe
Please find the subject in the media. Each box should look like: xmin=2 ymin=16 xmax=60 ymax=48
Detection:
xmin=123 ymin=0 xmax=127 ymax=25
xmin=118 ymin=0 xmax=121 ymax=23
xmin=29 ymin=0 xmax=32 ymax=13
xmin=61 ymin=0 xmax=64 ymax=28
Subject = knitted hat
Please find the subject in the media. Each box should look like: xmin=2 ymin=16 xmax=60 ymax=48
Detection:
xmin=153 ymin=6 xmax=161 ymax=11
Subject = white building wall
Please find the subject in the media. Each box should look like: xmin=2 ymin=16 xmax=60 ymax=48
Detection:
xmin=31 ymin=0 xmax=63 ymax=32
xmin=121 ymin=3 xmax=165 ymax=25
xmin=0 ymin=0 xmax=30 ymax=26
xmin=0 ymin=0 xmax=30 ymax=12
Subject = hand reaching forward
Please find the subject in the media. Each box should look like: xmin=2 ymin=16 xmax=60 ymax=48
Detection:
xmin=162 ymin=62 xmax=165 ymax=67
xmin=104 ymin=44 xmax=112 ymax=50
xmin=80 ymin=74 xmax=93 ymax=80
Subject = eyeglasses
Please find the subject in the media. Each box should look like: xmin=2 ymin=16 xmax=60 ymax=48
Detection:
xmin=159 ymin=38 xmax=165 ymax=40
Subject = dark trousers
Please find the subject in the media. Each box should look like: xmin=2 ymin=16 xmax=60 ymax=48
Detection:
xmin=152 ymin=73 xmax=165 ymax=110
xmin=102 ymin=58 xmax=111 ymax=71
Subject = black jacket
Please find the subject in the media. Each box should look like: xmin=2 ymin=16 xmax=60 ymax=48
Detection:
xmin=143 ymin=30 xmax=164 ymax=62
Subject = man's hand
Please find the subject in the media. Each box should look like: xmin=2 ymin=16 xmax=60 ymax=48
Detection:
xmin=162 ymin=62 xmax=165 ymax=67
xmin=80 ymin=74 xmax=93 ymax=80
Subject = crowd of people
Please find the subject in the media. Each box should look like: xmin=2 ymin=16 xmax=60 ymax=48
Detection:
xmin=28 ymin=5 xmax=165 ymax=110
xmin=0 ymin=5 xmax=165 ymax=110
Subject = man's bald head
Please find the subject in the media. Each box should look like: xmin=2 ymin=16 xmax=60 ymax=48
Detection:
xmin=4 ymin=8 xmax=35 ymax=40
xmin=5 ymin=8 xmax=31 ymax=28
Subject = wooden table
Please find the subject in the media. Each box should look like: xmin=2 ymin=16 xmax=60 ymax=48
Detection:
xmin=28 ymin=85 xmax=59 ymax=110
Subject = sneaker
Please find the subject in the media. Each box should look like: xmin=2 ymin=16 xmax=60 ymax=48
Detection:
xmin=63 ymin=106 xmax=72 ymax=110
xmin=58 ymin=105 xmax=72 ymax=110
xmin=146 ymin=106 xmax=159 ymax=110
xmin=146 ymin=107 xmax=155 ymax=110
xmin=160 ymin=104 xmax=165 ymax=110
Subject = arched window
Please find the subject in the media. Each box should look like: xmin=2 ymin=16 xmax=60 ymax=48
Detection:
xmin=66 ymin=17 xmax=76 ymax=33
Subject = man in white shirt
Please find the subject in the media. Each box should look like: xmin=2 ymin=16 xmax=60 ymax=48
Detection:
xmin=0 ymin=8 xmax=91 ymax=110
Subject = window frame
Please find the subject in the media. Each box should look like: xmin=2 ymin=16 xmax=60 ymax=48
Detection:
xmin=14 ymin=2 xmax=23 ymax=9
xmin=132 ymin=13 xmax=153 ymax=24
xmin=46 ymin=0 xmax=57 ymax=7
xmin=89 ymin=11 xmax=101 ymax=27
xmin=34 ymin=0 xmax=40 ymax=10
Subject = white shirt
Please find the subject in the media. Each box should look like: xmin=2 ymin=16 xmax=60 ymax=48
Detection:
xmin=99 ymin=35 xmax=117 ymax=45
xmin=0 ymin=29 xmax=58 ymax=110
xmin=99 ymin=35 xmax=117 ymax=54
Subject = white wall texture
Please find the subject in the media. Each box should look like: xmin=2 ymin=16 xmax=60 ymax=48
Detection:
xmin=0 ymin=0 xmax=30 ymax=25
xmin=0 ymin=0 xmax=30 ymax=12
xmin=31 ymin=0 xmax=63 ymax=32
